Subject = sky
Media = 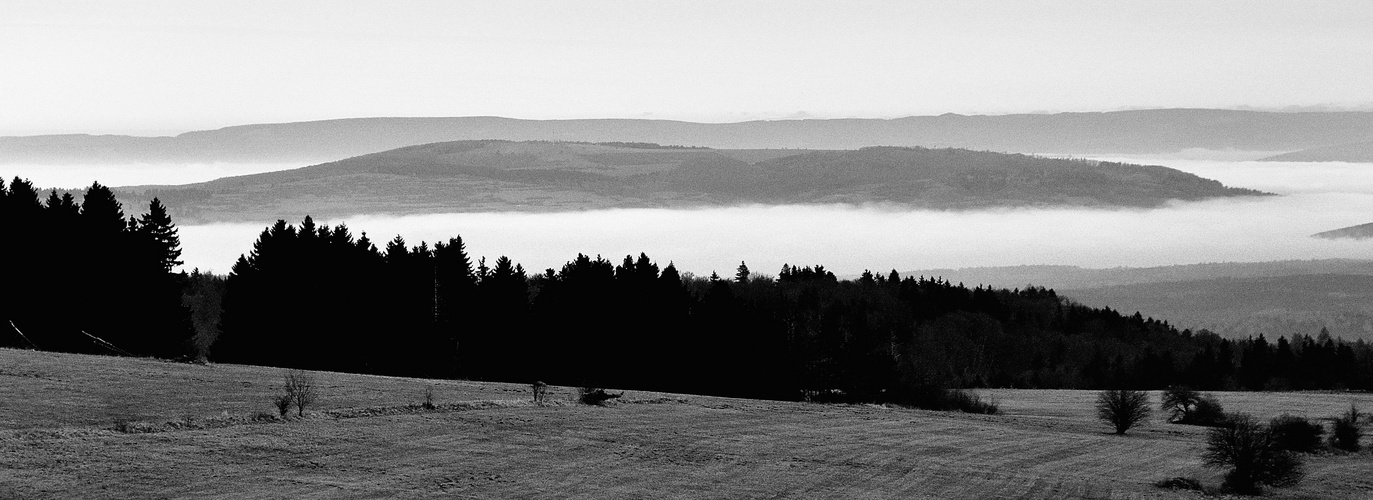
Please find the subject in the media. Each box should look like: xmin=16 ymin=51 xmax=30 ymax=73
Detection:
xmin=2 ymin=0 xmax=1372 ymax=136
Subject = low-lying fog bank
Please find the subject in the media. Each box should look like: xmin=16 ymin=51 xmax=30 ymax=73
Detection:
xmin=178 ymin=192 xmax=1373 ymax=277
xmin=12 ymin=157 xmax=1370 ymax=277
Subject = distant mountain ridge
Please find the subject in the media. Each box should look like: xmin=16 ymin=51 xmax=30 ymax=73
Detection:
xmin=8 ymin=109 xmax=1373 ymax=164
xmin=115 ymin=140 xmax=1263 ymax=223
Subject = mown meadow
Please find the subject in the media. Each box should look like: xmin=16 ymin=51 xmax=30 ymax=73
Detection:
xmin=2 ymin=349 xmax=1368 ymax=499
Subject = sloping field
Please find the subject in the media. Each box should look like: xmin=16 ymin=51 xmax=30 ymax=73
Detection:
xmin=1 ymin=349 xmax=1369 ymax=499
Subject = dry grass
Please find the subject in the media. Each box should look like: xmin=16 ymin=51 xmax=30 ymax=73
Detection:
xmin=2 ymin=348 xmax=1370 ymax=499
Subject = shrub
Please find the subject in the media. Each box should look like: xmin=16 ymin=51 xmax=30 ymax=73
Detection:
xmin=578 ymin=386 xmax=622 ymax=406
xmin=1269 ymin=415 xmax=1324 ymax=453
xmin=1161 ymin=386 xmax=1227 ymax=426
xmin=943 ymin=389 xmax=1000 ymax=415
xmin=273 ymin=393 xmax=292 ymax=417
xmin=1160 ymin=386 xmax=1200 ymax=421
xmin=1096 ymin=389 xmax=1151 ymax=435
xmin=1330 ymin=404 xmax=1363 ymax=452
xmin=1188 ymin=395 xmax=1228 ymax=427
xmin=283 ymin=370 xmax=317 ymax=418
xmin=251 ymin=411 xmax=278 ymax=422
xmin=887 ymin=386 xmax=999 ymax=415
xmin=532 ymin=381 xmax=548 ymax=405
xmin=1203 ymin=413 xmax=1303 ymax=495
xmin=423 ymin=386 xmax=436 ymax=410
xmin=1154 ymin=477 xmax=1205 ymax=492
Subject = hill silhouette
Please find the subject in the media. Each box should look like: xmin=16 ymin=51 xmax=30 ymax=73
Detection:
xmin=1312 ymin=222 xmax=1373 ymax=240
xmin=902 ymin=260 xmax=1373 ymax=342
xmin=118 ymin=140 xmax=1266 ymax=223
xmin=8 ymin=109 xmax=1373 ymax=164
xmin=1260 ymin=140 xmax=1373 ymax=162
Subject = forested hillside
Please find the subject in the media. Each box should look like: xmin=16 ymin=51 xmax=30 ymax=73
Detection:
xmin=1062 ymin=275 xmax=1373 ymax=342
xmin=5 ymin=181 xmax=1369 ymax=402
xmin=122 ymin=141 xmax=1264 ymax=223
xmin=211 ymin=216 xmax=1373 ymax=397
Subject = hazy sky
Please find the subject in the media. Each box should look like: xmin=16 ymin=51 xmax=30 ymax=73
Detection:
xmin=3 ymin=1 xmax=1372 ymax=135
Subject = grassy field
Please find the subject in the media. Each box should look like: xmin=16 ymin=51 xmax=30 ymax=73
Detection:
xmin=1 ymin=348 xmax=1370 ymax=499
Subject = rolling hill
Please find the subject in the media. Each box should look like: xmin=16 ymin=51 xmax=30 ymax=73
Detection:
xmin=1260 ymin=140 xmax=1373 ymax=162
xmin=1060 ymin=274 xmax=1373 ymax=342
xmin=905 ymin=259 xmax=1373 ymax=290
xmin=905 ymin=260 xmax=1373 ymax=342
xmin=116 ymin=140 xmax=1265 ymax=223
xmin=8 ymin=109 xmax=1373 ymax=164
xmin=1313 ymin=222 xmax=1373 ymax=240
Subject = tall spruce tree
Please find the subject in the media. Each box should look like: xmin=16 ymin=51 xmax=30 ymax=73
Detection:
xmin=137 ymin=198 xmax=183 ymax=272
xmin=735 ymin=261 xmax=751 ymax=283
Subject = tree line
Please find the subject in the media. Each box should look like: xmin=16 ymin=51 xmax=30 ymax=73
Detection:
xmin=205 ymin=216 xmax=1373 ymax=400
xmin=1 ymin=177 xmax=190 ymax=358
xmin=3 ymin=180 xmax=1371 ymax=402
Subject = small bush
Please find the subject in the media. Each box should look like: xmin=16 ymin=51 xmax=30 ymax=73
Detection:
xmin=1204 ymin=413 xmax=1303 ymax=495
xmin=423 ymin=386 xmax=436 ymax=410
xmin=887 ymin=386 xmax=999 ymax=415
xmin=1096 ymin=389 xmax=1151 ymax=435
xmin=1154 ymin=476 xmax=1206 ymax=492
xmin=251 ymin=411 xmax=278 ymax=422
xmin=1269 ymin=415 xmax=1324 ymax=453
xmin=1330 ymin=404 xmax=1363 ymax=452
xmin=273 ymin=393 xmax=292 ymax=417
xmin=943 ymin=389 xmax=1000 ymax=415
xmin=579 ymin=386 xmax=622 ymax=406
xmin=283 ymin=370 xmax=317 ymax=418
xmin=1188 ymin=395 xmax=1229 ymax=427
xmin=1161 ymin=386 xmax=1201 ymax=421
xmin=532 ymin=381 xmax=548 ymax=405
xmin=1160 ymin=386 xmax=1227 ymax=426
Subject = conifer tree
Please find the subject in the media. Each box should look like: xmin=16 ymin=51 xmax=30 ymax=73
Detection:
xmin=137 ymin=198 xmax=183 ymax=272
xmin=735 ymin=261 xmax=750 ymax=283
xmin=79 ymin=182 xmax=126 ymax=234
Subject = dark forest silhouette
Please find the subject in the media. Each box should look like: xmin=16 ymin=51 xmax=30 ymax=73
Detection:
xmin=2 ymin=177 xmax=191 ymax=358
xmin=3 ymin=180 xmax=1371 ymax=402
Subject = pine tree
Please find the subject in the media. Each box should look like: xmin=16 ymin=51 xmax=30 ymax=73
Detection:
xmin=735 ymin=261 xmax=750 ymax=283
xmin=137 ymin=198 xmax=183 ymax=272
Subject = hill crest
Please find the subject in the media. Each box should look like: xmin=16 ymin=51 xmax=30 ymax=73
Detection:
xmin=8 ymin=109 xmax=1373 ymax=164
xmin=117 ymin=140 xmax=1267 ymax=223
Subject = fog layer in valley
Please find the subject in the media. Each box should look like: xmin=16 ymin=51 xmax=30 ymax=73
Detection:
xmin=170 ymin=159 xmax=1373 ymax=276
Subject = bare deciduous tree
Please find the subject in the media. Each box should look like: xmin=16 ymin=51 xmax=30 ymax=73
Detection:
xmin=284 ymin=370 xmax=317 ymax=418
xmin=1204 ymin=413 xmax=1303 ymax=495
xmin=1096 ymin=389 xmax=1151 ymax=435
